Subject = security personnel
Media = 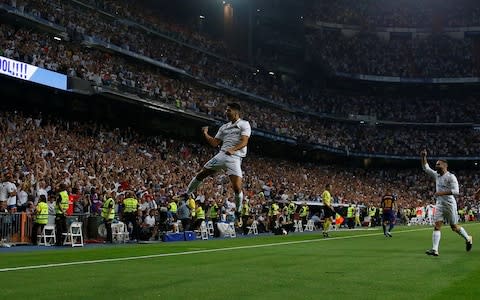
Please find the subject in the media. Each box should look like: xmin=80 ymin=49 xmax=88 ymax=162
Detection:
xmin=268 ymin=201 xmax=280 ymax=232
xmin=55 ymin=183 xmax=69 ymax=246
xmin=31 ymin=195 xmax=49 ymax=245
xmin=122 ymin=191 xmax=139 ymax=241
xmin=193 ymin=200 xmax=205 ymax=230
xmin=287 ymin=201 xmax=296 ymax=221
xmin=208 ymin=199 xmax=219 ymax=237
xmin=347 ymin=204 xmax=355 ymax=229
xmin=102 ymin=191 xmax=116 ymax=243
xmin=167 ymin=198 xmax=178 ymax=221
xmin=241 ymin=198 xmax=250 ymax=235
xmin=299 ymin=202 xmax=309 ymax=225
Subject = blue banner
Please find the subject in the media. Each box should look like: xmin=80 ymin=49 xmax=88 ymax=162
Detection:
xmin=0 ymin=56 xmax=67 ymax=90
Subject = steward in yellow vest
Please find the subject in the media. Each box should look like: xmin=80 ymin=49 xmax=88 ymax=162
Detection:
xmin=31 ymin=195 xmax=49 ymax=245
xmin=122 ymin=191 xmax=139 ymax=241
xmin=102 ymin=191 xmax=116 ymax=243
xmin=54 ymin=183 xmax=69 ymax=246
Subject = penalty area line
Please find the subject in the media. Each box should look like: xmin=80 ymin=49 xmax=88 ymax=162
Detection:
xmin=0 ymin=226 xmax=437 ymax=273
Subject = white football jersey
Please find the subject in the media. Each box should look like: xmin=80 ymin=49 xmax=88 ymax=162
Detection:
xmin=422 ymin=163 xmax=459 ymax=204
xmin=215 ymin=119 xmax=251 ymax=157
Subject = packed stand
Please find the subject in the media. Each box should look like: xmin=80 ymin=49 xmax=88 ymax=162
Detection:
xmin=307 ymin=0 xmax=480 ymax=28
xmin=1 ymin=111 xmax=479 ymax=241
xmin=2 ymin=23 xmax=480 ymax=157
xmin=307 ymin=30 xmax=478 ymax=78
xmin=2 ymin=0 xmax=480 ymax=123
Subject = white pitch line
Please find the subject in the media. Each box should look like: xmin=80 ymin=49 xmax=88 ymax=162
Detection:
xmin=0 ymin=226 xmax=446 ymax=273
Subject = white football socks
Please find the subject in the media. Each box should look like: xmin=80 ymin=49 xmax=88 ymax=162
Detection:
xmin=432 ymin=230 xmax=441 ymax=251
xmin=186 ymin=178 xmax=202 ymax=195
xmin=458 ymin=227 xmax=470 ymax=240
xmin=235 ymin=191 xmax=244 ymax=211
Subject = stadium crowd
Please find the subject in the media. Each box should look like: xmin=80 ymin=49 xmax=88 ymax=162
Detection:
xmin=0 ymin=111 xmax=479 ymax=236
xmin=307 ymin=30 xmax=478 ymax=78
xmin=1 ymin=21 xmax=480 ymax=157
xmin=1 ymin=1 xmax=480 ymax=242
xmin=3 ymin=0 xmax=479 ymax=101
xmin=307 ymin=0 xmax=480 ymax=28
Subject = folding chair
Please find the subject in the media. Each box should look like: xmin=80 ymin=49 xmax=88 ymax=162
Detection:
xmin=175 ymin=220 xmax=182 ymax=233
xmin=247 ymin=220 xmax=258 ymax=235
xmin=38 ymin=224 xmax=56 ymax=246
xmin=199 ymin=221 xmax=209 ymax=240
xmin=206 ymin=220 xmax=215 ymax=237
xmin=304 ymin=220 xmax=315 ymax=232
xmin=224 ymin=222 xmax=236 ymax=238
xmin=63 ymin=222 xmax=84 ymax=247
xmin=112 ymin=222 xmax=129 ymax=243
xmin=294 ymin=220 xmax=303 ymax=232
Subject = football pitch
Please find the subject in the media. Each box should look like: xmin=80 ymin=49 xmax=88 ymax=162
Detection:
xmin=1 ymin=224 xmax=479 ymax=300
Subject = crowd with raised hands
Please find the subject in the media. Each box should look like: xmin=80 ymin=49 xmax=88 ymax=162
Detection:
xmin=0 ymin=111 xmax=479 ymax=217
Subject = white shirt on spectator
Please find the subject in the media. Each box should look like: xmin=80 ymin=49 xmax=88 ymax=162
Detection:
xmin=0 ymin=183 xmax=7 ymax=202
xmin=5 ymin=181 xmax=17 ymax=207
xmin=144 ymin=215 xmax=156 ymax=227
xmin=17 ymin=189 xmax=28 ymax=206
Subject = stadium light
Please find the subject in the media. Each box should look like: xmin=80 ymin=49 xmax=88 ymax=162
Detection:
xmin=53 ymin=36 xmax=62 ymax=41
xmin=199 ymin=15 xmax=205 ymax=19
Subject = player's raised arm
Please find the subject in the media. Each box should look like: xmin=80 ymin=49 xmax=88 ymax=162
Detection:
xmin=202 ymin=126 xmax=221 ymax=148
xmin=420 ymin=149 xmax=428 ymax=166
xmin=420 ymin=149 xmax=436 ymax=177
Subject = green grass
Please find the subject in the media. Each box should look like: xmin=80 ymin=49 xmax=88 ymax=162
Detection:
xmin=1 ymin=224 xmax=479 ymax=300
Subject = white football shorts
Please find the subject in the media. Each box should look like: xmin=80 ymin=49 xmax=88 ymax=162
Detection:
xmin=203 ymin=151 xmax=243 ymax=177
xmin=434 ymin=199 xmax=459 ymax=225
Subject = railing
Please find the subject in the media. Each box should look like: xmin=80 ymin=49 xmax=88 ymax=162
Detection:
xmin=0 ymin=212 xmax=32 ymax=244
xmin=0 ymin=212 xmax=92 ymax=245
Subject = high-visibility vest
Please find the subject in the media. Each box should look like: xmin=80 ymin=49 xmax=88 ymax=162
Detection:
xmin=369 ymin=207 xmax=376 ymax=217
xmin=269 ymin=203 xmax=279 ymax=216
xmin=123 ymin=197 xmax=138 ymax=213
xmin=288 ymin=202 xmax=296 ymax=215
xmin=209 ymin=204 xmax=218 ymax=218
xmin=36 ymin=202 xmax=49 ymax=224
xmin=347 ymin=206 xmax=354 ymax=218
xmin=102 ymin=197 xmax=115 ymax=220
xmin=55 ymin=191 xmax=69 ymax=215
xmin=300 ymin=205 xmax=309 ymax=217
xmin=195 ymin=207 xmax=205 ymax=220
xmin=168 ymin=202 xmax=177 ymax=213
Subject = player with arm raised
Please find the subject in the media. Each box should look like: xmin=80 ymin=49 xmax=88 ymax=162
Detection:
xmin=421 ymin=149 xmax=472 ymax=256
xmin=179 ymin=103 xmax=251 ymax=213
